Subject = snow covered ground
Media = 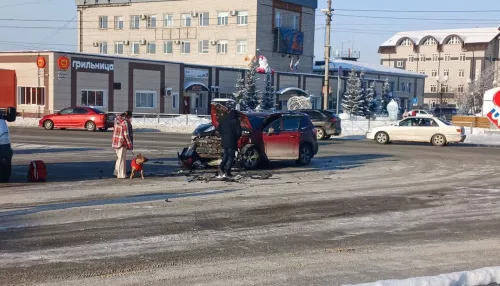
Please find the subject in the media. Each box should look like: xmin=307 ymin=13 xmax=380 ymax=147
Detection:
xmin=344 ymin=266 xmax=500 ymax=286
xmin=8 ymin=116 xmax=500 ymax=145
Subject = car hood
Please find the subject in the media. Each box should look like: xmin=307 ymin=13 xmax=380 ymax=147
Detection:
xmin=210 ymin=103 xmax=252 ymax=131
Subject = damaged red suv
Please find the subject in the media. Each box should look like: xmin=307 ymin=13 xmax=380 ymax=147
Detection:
xmin=181 ymin=103 xmax=319 ymax=170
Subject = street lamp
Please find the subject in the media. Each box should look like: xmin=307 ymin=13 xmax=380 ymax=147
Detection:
xmin=435 ymin=75 xmax=449 ymax=115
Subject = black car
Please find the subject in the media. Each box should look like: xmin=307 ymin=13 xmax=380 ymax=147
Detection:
xmin=431 ymin=107 xmax=458 ymax=121
xmin=298 ymin=109 xmax=342 ymax=140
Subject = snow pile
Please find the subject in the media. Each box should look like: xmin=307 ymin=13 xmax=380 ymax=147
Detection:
xmin=343 ymin=266 xmax=500 ymax=286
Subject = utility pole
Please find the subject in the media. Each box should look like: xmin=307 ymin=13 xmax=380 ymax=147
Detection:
xmin=321 ymin=2 xmax=333 ymax=110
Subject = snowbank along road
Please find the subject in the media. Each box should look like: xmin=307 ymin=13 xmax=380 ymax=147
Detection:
xmin=2 ymin=127 xmax=500 ymax=285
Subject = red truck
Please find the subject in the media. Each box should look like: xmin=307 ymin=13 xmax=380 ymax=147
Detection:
xmin=0 ymin=69 xmax=16 ymax=110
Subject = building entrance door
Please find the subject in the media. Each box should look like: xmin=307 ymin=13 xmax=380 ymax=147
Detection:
xmin=183 ymin=96 xmax=191 ymax=114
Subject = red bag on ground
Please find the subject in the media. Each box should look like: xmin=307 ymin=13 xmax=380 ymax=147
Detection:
xmin=28 ymin=160 xmax=47 ymax=182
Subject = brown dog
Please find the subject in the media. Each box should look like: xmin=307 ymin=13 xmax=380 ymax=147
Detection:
xmin=130 ymin=153 xmax=149 ymax=179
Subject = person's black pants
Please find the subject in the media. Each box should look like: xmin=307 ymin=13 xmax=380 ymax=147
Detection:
xmin=220 ymin=147 xmax=236 ymax=175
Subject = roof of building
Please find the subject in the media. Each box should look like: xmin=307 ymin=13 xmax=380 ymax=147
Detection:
xmin=76 ymin=0 xmax=317 ymax=8
xmin=0 ymin=49 xmax=318 ymax=76
xmin=380 ymin=27 xmax=500 ymax=47
xmin=313 ymin=59 xmax=427 ymax=79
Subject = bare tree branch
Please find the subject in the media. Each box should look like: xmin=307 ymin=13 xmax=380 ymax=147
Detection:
xmin=454 ymin=63 xmax=500 ymax=114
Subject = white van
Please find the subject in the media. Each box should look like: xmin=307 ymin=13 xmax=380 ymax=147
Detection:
xmin=0 ymin=107 xmax=17 ymax=182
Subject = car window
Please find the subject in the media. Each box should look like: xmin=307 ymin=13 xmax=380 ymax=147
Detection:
xmin=88 ymin=107 xmax=105 ymax=114
xmin=414 ymin=118 xmax=436 ymax=126
xmin=264 ymin=118 xmax=281 ymax=133
xmin=300 ymin=116 xmax=312 ymax=129
xmin=74 ymin=108 xmax=89 ymax=114
xmin=248 ymin=116 xmax=265 ymax=130
xmin=398 ymin=118 xmax=413 ymax=126
xmin=59 ymin=108 xmax=74 ymax=115
xmin=283 ymin=116 xmax=301 ymax=131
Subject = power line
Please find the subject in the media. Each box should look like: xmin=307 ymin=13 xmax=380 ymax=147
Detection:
xmin=332 ymin=13 xmax=499 ymax=22
xmin=333 ymin=8 xmax=500 ymax=13
xmin=32 ymin=16 xmax=77 ymax=49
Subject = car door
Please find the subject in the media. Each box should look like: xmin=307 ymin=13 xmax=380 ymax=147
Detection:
xmin=413 ymin=118 xmax=439 ymax=142
xmin=54 ymin=108 xmax=74 ymax=127
xmin=262 ymin=116 xmax=300 ymax=159
xmin=71 ymin=108 xmax=90 ymax=127
xmin=390 ymin=118 xmax=417 ymax=141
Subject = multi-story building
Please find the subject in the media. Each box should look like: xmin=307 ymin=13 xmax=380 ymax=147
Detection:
xmin=379 ymin=27 xmax=500 ymax=108
xmin=75 ymin=0 xmax=316 ymax=73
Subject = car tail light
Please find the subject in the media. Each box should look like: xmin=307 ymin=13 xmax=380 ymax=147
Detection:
xmin=456 ymin=128 xmax=461 ymax=132
xmin=330 ymin=117 xmax=336 ymax=123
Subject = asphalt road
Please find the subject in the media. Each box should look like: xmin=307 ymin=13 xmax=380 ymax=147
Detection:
xmin=2 ymin=127 xmax=500 ymax=285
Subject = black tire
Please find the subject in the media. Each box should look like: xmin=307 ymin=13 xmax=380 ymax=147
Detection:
xmin=43 ymin=120 xmax=54 ymax=130
xmin=315 ymin=127 xmax=326 ymax=140
xmin=296 ymin=143 xmax=313 ymax=165
xmin=324 ymin=135 xmax=331 ymax=140
xmin=240 ymin=146 xmax=261 ymax=170
xmin=99 ymin=128 xmax=108 ymax=132
xmin=431 ymin=134 xmax=447 ymax=146
xmin=375 ymin=131 xmax=389 ymax=144
xmin=0 ymin=163 xmax=11 ymax=183
xmin=86 ymin=121 xmax=96 ymax=132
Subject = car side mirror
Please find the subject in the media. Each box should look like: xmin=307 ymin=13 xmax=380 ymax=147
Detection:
xmin=5 ymin=107 xmax=16 ymax=122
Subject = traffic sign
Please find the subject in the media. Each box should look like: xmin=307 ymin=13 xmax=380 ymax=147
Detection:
xmin=487 ymin=90 xmax=500 ymax=129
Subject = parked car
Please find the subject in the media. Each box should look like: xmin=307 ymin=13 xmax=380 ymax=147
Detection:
xmin=366 ymin=116 xmax=465 ymax=146
xmin=182 ymin=103 xmax=319 ymax=169
xmin=0 ymin=107 xmax=16 ymax=183
xmin=39 ymin=106 xmax=115 ymax=131
xmin=298 ymin=109 xmax=342 ymax=140
xmin=407 ymin=109 xmax=433 ymax=117
xmin=431 ymin=107 xmax=458 ymax=121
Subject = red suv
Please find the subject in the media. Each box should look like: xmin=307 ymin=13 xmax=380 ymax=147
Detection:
xmin=180 ymin=103 xmax=319 ymax=170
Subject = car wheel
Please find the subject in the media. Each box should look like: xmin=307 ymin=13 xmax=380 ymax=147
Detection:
xmin=296 ymin=143 xmax=313 ymax=165
xmin=324 ymin=135 xmax=331 ymax=140
xmin=375 ymin=131 xmax=389 ymax=144
xmin=316 ymin=127 xmax=325 ymax=140
xmin=43 ymin=120 xmax=54 ymax=130
xmin=0 ymin=162 xmax=11 ymax=183
xmin=86 ymin=121 xmax=96 ymax=132
xmin=241 ymin=146 xmax=260 ymax=170
xmin=99 ymin=128 xmax=108 ymax=132
xmin=431 ymin=134 xmax=447 ymax=146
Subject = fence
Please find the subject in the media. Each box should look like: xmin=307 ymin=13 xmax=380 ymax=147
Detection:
xmin=15 ymin=110 xmax=210 ymax=125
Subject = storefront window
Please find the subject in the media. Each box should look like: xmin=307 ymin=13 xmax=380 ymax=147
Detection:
xmin=135 ymin=91 xmax=156 ymax=108
xmin=81 ymin=90 xmax=105 ymax=107
xmin=18 ymin=86 xmax=45 ymax=105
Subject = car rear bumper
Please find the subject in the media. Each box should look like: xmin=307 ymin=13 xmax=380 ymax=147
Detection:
xmin=313 ymin=141 xmax=319 ymax=155
xmin=99 ymin=121 xmax=114 ymax=129
xmin=447 ymin=134 xmax=466 ymax=143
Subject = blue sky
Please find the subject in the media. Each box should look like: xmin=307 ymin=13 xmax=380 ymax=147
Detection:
xmin=0 ymin=0 xmax=498 ymax=64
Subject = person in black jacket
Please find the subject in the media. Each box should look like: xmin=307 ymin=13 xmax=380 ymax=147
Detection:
xmin=216 ymin=109 xmax=242 ymax=178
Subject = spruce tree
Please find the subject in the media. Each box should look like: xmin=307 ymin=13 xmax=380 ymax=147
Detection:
xmin=240 ymin=58 xmax=260 ymax=111
xmin=233 ymin=71 xmax=246 ymax=107
xmin=260 ymin=72 xmax=275 ymax=110
xmin=365 ymin=81 xmax=380 ymax=116
xmin=353 ymin=71 xmax=368 ymax=116
xmin=380 ymin=78 xmax=392 ymax=113
xmin=342 ymin=68 xmax=362 ymax=116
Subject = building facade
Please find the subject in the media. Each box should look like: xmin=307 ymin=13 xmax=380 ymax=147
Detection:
xmin=313 ymin=59 xmax=426 ymax=112
xmin=0 ymin=51 xmax=426 ymax=116
xmin=75 ymin=0 xmax=316 ymax=73
xmin=379 ymin=27 xmax=500 ymax=109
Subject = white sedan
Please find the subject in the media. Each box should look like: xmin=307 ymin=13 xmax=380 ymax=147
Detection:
xmin=366 ymin=116 xmax=466 ymax=146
